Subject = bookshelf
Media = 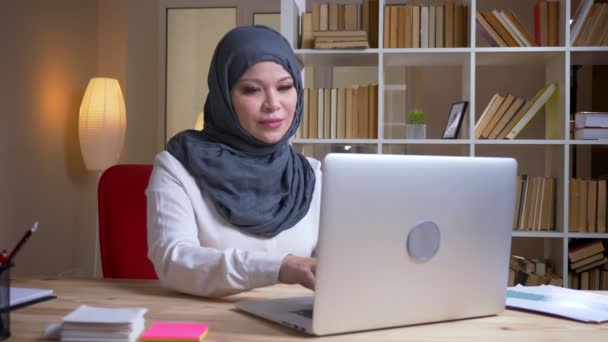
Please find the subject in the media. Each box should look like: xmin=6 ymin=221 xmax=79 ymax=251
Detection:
xmin=281 ymin=0 xmax=608 ymax=288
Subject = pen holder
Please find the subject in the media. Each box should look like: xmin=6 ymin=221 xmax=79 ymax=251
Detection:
xmin=0 ymin=263 xmax=11 ymax=341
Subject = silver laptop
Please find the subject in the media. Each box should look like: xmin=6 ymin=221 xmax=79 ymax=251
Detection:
xmin=236 ymin=153 xmax=517 ymax=336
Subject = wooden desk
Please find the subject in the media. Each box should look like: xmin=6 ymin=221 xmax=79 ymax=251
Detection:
xmin=8 ymin=277 xmax=608 ymax=341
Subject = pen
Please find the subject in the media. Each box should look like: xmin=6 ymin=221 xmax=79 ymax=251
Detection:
xmin=5 ymin=221 xmax=39 ymax=263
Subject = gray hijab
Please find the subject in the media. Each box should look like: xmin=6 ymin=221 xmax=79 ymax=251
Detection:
xmin=166 ymin=25 xmax=315 ymax=238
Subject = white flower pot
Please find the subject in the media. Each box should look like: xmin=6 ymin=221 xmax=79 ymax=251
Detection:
xmin=406 ymin=124 xmax=426 ymax=139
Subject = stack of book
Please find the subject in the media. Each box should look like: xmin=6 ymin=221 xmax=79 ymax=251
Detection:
xmin=300 ymin=1 xmax=378 ymax=49
xmin=294 ymin=84 xmax=378 ymax=140
xmin=574 ymin=112 xmax=608 ymax=140
xmin=61 ymin=305 xmax=147 ymax=342
xmin=313 ymin=30 xmax=369 ymax=49
xmin=475 ymin=83 xmax=556 ymax=140
xmin=568 ymin=240 xmax=608 ymax=290
xmin=476 ymin=9 xmax=536 ymax=47
xmin=569 ymin=177 xmax=607 ymax=233
xmin=509 ymin=255 xmax=562 ymax=287
xmin=513 ymin=175 xmax=556 ymax=231
xmin=383 ymin=1 xmax=468 ymax=48
xmin=571 ymin=0 xmax=608 ymax=47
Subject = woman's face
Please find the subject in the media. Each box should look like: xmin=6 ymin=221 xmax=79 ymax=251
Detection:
xmin=231 ymin=61 xmax=297 ymax=144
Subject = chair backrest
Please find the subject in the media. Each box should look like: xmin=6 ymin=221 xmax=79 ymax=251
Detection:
xmin=98 ymin=164 xmax=157 ymax=279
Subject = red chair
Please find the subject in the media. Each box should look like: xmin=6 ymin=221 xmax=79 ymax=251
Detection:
xmin=98 ymin=164 xmax=158 ymax=279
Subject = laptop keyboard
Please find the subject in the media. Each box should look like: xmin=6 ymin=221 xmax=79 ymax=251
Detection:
xmin=291 ymin=308 xmax=313 ymax=318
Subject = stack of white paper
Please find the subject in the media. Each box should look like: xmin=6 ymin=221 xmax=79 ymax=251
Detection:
xmin=506 ymin=284 xmax=608 ymax=323
xmin=60 ymin=305 xmax=148 ymax=342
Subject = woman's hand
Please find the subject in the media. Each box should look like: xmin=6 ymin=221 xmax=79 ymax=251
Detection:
xmin=278 ymin=254 xmax=317 ymax=290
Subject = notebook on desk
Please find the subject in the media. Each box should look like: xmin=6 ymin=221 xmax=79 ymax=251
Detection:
xmin=10 ymin=287 xmax=55 ymax=310
xmin=236 ymin=153 xmax=518 ymax=336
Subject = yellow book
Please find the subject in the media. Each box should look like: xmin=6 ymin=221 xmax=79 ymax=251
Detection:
xmin=337 ymin=88 xmax=346 ymax=139
xmin=474 ymin=94 xmax=505 ymax=139
xmin=569 ymin=178 xmax=579 ymax=232
xmin=488 ymin=97 xmax=524 ymax=139
xmin=345 ymin=88 xmax=353 ymax=139
xmin=505 ymin=83 xmax=557 ymax=139
xmin=587 ymin=179 xmax=597 ymax=233
xmin=481 ymin=94 xmax=515 ymax=139
xmin=598 ymin=179 xmax=607 ymax=233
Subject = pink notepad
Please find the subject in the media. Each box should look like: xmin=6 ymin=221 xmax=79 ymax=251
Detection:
xmin=140 ymin=322 xmax=209 ymax=341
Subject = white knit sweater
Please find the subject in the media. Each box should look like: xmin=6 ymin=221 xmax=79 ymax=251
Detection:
xmin=146 ymin=151 xmax=321 ymax=297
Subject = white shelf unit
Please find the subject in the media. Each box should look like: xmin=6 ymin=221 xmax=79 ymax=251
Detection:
xmin=282 ymin=0 xmax=608 ymax=287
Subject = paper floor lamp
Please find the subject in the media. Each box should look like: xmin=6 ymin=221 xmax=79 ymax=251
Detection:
xmin=79 ymin=78 xmax=126 ymax=277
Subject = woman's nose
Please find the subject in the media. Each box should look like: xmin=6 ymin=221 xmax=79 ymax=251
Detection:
xmin=262 ymin=91 xmax=281 ymax=112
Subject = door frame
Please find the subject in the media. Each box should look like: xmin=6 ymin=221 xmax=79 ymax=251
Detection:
xmin=157 ymin=0 xmax=280 ymax=149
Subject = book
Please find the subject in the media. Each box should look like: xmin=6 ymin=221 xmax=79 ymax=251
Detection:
xmin=578 ymin=180 xmax=588 ymax=232
xmin=369 ymin=0 xmax=379 ymax=48
xmin=569 ymin=178 xmax=579 ymax=232
xmin=476 ymin=11 xmax=506 ymax=47
xmin=535 ymin=0 xmax=548 ymax=46
xmin=140 ymin=322 xmax=209 ymax=342
xmin=482 ymin=11 xmax=518 ymax=47
xmin=488 ymin=97 xmax=525 ymax=139
xmin=412 ymin=4 xmax=420 ymax=48
xmin=337 ymin=87 xmax=346 ymax=139
xmin=383 ymin=5 xmax=390 ymax=47
xmin=513 ymin=175 xmax=524 ymax=229
xmin=575 ymin=258 xmax=608 ymax=274
xmin=569 ymin=240 xmax=605 ymax=263
xmin=445 ymin=1 xmax=454 ymax=48
xmin=506 ymin=9 xmax=536 ymax=47
xmin=397 ymin=6 xmax=406 ymax=48
xmin=575 ymin=112 xmax=608 ymax=128
xmin=506 ymin=284 xmax=608 ymax=322
xmin=436 ymin=5 xmax=444 ymax=48
xmin=319 ymin=3 xmax=328 ymax=31
xmin=300 ymin=12 xmax=313 ymax=48
xmin=420 ymin=5 xmax=429 ymax=48
xmin=314 ymin=40 xmax=369 ymax=49
xmin=494 ymin=10 xmax=525 ymax=46
xmin=518 ymin=175 xmax=530 ymax=230
xmin=546 ymin=0 xmax=559 ymax=46
xmin=9 ymin=287 xmax=55 ymax=310
xmin=330 ymin=87 xmax=337 ymax=139
xmin=324 ymin=88 xmax=331 ymax=139
xmin=571 ymin=0 xmax=595 ymax=45
xmin=598 ymin=179 xmax=607 ymax=233
xmin=505 ymin=83 xmax=557 ymax=139
xmin=574 ymin=128 xmax=608 ymax=140
xmin=571 ymin=252 xmax=605 ymax=270
xmin=474 ymin=93 xmax=505 ymax=139
xmin=482 ymin=94 xmax=515 ymax=139
xmin=588 ymin=179 xmax=598 ymax=232
xmin=318 ymin=88 xmax=324 ymax=138
xmin=312 ymin=30 xmax=367 ymax=38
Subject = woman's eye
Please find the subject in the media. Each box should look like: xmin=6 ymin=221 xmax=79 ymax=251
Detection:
xmin=278 ymin=84 xmax=294 ymax=91
xmin=242 ymin=87 xmax=260 ymax=94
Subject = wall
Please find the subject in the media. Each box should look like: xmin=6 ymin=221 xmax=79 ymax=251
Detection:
xmin=0 ymin=0 xmax=100 ymax=276
xmin=125 ymin=0 xmax=161 ymax=162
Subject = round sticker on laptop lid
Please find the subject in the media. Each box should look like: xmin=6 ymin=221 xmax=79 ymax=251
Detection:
xmin=407 ymin=220 xmax=440 ymax=262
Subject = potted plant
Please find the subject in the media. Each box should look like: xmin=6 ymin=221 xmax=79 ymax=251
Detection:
xmin=406 ymin=108 xmax=426 ymax=139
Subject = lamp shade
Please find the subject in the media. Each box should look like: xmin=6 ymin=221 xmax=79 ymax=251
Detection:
xmin=79 ymin=78 xmax=126 ymax=171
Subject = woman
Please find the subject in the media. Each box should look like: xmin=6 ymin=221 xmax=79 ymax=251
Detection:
xmin=146 ymin=25 xmax=321 ymax=298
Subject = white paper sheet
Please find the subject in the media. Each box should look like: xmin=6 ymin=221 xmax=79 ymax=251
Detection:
xmin=506 ymin=284 xmax=608 ymax=323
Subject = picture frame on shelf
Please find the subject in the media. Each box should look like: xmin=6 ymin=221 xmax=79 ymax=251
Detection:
xmin=442 ymin=101 xmax=469 ymax=139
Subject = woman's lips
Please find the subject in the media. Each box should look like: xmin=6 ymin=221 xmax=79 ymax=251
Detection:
xmin=260 ymin=118 xmax=283 ymax=129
